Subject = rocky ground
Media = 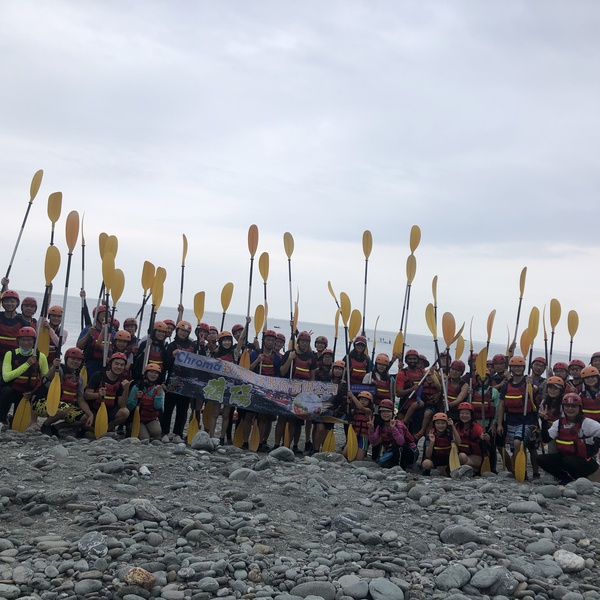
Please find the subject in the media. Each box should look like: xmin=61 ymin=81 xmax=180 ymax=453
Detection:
xmin=0 ymin=428 xmax=599 ymax=600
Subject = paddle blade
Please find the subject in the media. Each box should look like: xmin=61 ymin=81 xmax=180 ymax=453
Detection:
xmin=334 ymin=308 xmax=340 ymax=339
xmin=519 ymin=267 xmax=527 ymax=298
xmin=322 ymin=429 xmax=336 ymax=452
xmin=528 ymin=307 xmax=540 ymax=346
xmin=30 ymin=169 xmax=44 ymax=201
xmin=141 ymin=261 xmax=155 ymax=292
xmin=111 ymin=269 xmax=125 ymax=306
xmin=327 ymin=281 xmax=339 ymax=305
xmin=481 ymin=455 xmax=491 ymax=475
xmin=550 ymin=298 xmax=561 ymax=330
xmin=248 ymin=224 xmax=259 ymax=257
xmin=432 ymin=275 xmax=438 ymax=306
xmin=98 ymin=232 xmax=108 ymax=259
xmin=187 ymin=413 xmax=199 ymax=444
xmin=393 ymin=331 xmax=404 ymax=356
xmin=514 ymin=446 xmax=527 ymax=482
xmin=11 ymin=398 xmax=30 ymax=432
xmin=258 ymin=252 xmax=269 ymax=283
xmin=476 ymin=348 xmax=488 ymax=381
xmin=105 ymin=235 xmax=118 ymax=258
xmin=283 ymin=231 xmax=294 ymax=259
xmin=233 ymin=418 xmax=245 ymax=447
xmin=455 ymin=335 xmax=465 ymax=361
xmin=65 ymin=211 xmax=80 ymax=252
xmin=293 ymin=300 xmax=299 ymax=332
xmin=102 ymin=252 xmax=115 ymax=292
xmin=182 ymin=234 xmax=188 ymax=266
xmin=202 ymin=401 xmax=213 ymax=430
xmin=221 ymin=282 xmax=234 ymax=313
xmin=349 ymin=309 xmax=361 ymax=340
xmin=442 ymin=312 xmax=456 ymax=350
xmin=542 ymin=305 xmax=548 ymax=339
xmin=194 ymin=291 xmax=205 ymax=324
xmin=362 ymin=230 xmax=373 ymax=259
xmin=425 ymin=303 xmax=436 ymax=339
xmin=519 ymin=328 xmax=530 ymax=359
xmin=283 ymin=423 xmax=291 ymax=448
xmin=406 ymin=254 xmax=417 ymax=284
xmin=449 ymin=443 xmax=460 ymax=472
xmin=131 ymin=406 xmax=141 ymax=438
xmin=346 ymin=425 xmax=358 ymax=461
xmin=469 ymin=317 xmax=474 ymax=351
xmin=453 ymin=322 xmax=465 ymax=345
xmin=47 ymin=192 xmax=62 ymax=224
xmin=37 ymin=327 xmax=50 ymax=357
xmin=254 ymin=304 xmax=265 ymax=337
xmin=239 ymin=349 xmax=251 ymax=370
xmin=94 ymin=403 xmax=108 ymax=439
xmin=249 ymin=421 xmax=261 ymax=452
xmin=46 ymin=372 xmax=61 ymax=417
xmin=409 ymin=225 xmax=421 ymax=254
xmin=44 ymin=245 xmax=61 ymax=285
xmin=81 ymin=364 xmax=88 ymax=388
xmin=486 ymin=309 xmax=496 ymax=343
xmin=152 ymin=267 xmax=166 ymax=309
xmin=568 ymin=310 xmax=579 ymax=339
xmin=340 ymin=292 xmax=351 ymax=326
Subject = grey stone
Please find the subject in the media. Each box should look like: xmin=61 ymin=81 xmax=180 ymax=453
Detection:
xmin=78 ymin=531 xmax=108 ymax=558
xmin=228 ymin=468 xmax=259 ymax=481
xmin=114 ymin=503 xmax=136 ymax=520
xmin=526 ymin=538 xmax=557 ymax=555
xmin=290 ymin=581 xmax=336 ymax=600
xmin=470 ymin=565 xmax=518 ymax=596
xmin=131 ymin=498 xmax=167 ymax=521
xmin=191 ymin=431 xmax=214 ymax=451
xmin=269 ymin=447 xmax=296 ymax=462
xmin=233 ymin=500 xmax=254 ymax=512
xmin=11 ymin=565 xmax=33 ymax=583
xmin=198 ymin=576 xmax=220 ymax=592
xmin=0 ymin=584 xmax=21 ymax=600
xmin=439 ymin=524 xmax=482 ymax=545
xmin=507 ymin=501 xmax=543 ymax=514
xmin=74 ymin=579 xmax=103 ymax=594
xmin=332 ymin=512 xmax=363 ymax=533
xmin=40 ymin=489 xmax=78 ymax=505
xmin=369 ymin=577 xmax=404 ymax=600
xmin=537 ymin=485 xmax=562 ymax=499
xmin=103 ymin=458 xmax=125 ymax=473
xmin=571 ymin=478 xmax=594 ymax=495
xmin=553 ymin=549 xmax=585 ymax=572
xmin=450 ymin=465 xmax=475 ymax=479
xmin=435 ymin=564 xmax=471 ymax=591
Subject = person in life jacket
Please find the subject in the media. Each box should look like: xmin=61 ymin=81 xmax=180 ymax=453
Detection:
xmin=20 ymin=296 xmax=38 ymax=326
xmin=123 ymin=318 xmax=139 ymax=353
xmin=580 ymin=366 xmax=600 ymax=423
xmin=0 ymin=290 xmax=28 ymax=357
xmin=313 ymin=335 xmax=328 ymax=371
xmin=279 ymin=331 xmax=317 ymax=454
xmin=162 ymin=320 xmax=196 ymax=444
xmin=342 ymin=390 xmax=374 ymax=461
xmin=163 ymin=319 xmax=176 ymax=342
xmin=127 ymin=363 xmax=165 ymax=441
xmin=590 ymin=352 xmax=600 ymax=371
xmin=0 ymin=326 xmax=51 ymax=425
xmin=347 ymin=336 xmax=372 ymax=385
xmin=312 ymin=360 xmax=347 ymax=453
xmin=368 ymin=398 xmax=416 ymax=470
xmin=496 ymin=355 xmax=539 ymax=475
xmin=552 ymin=361 xmax=569 ymax=383
xmin=315 ymin=348 xmax=334 ymax=382
xmin=111 ymin=330 xmax=133 ymax=375
xmin=539 ymin=393 xmax=600 ymax=485
xmin=490 ymin=354 xmax=509 ymax=390
xmin=30 ymin=347 xmax=93 ymax=435
xmin=568 ymin=359 xmax=585 ymax=394
xmin=206 ymin=325 xmax=219 ymax=356
xmin=396 ymin=349 xmax=425 ymax=420
xmin=133 ymin=321 xmax=168 ymax=385
xmin=274 ymin=332 xmax=286 ymax=356
xmin=44 ymin=305 xmax=67 ymax=365
xmin=469 ymin=371 xmax=501 ymax=472
xmin=421 ymin=412 xmax=461 ymax=476
xmin=445 ymin=360 xmax=469 ymax=422
xmin=454 ymin=402 xmax=487 ymax=471
xmin=76 ymin=305 xmax=110 ymax=379
xmin=84 ymin=352 xmax=131 ymax=433
xmin=539 ymin=376 xmax=565 ymax=452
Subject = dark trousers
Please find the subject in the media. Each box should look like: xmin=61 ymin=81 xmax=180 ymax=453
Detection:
xmin=538 ymin=452 xmax=598 ymax=482
xmin=161 ymin=393 xmax=190 ymax=436
xmin=0 ymin=387 xmax=22 ymax=423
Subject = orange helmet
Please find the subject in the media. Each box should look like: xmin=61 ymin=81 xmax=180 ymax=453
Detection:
xmin=48 ymin=305 xmax=63 ymax=316
xmin=1 ymin=290 xmax=20 ymax=305
xmin=176 ymin=321 xmax=192 ymax=333
xmin=153 ymin=321 xmax=168 ymax=333
xmin=433 ymin=412 xmax=448 ymax=422
xmin=509 ymin=356 xmax=526 ymax=367
xmin=375 ymin=353 xmax=390 ymax=366
xmin=333 ymin=360 xmax=345 ymax=368
xmin=581 ymin=366 xmax=600 ymax=379
xmin=546 ymin=376 xmax=565 ymax=387
xmin=114 ymin=330 xmax=131 ymax=342
xmin=144 ymin=363 xmax=162 ymax=373
xmin=217 ymin=331 xmax=233 ymax=340
xmin=357 ymin=391 xmax=373 ymax=402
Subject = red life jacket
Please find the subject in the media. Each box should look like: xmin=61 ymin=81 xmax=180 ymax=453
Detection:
xmin=8 ymin=350 xmax=42 ymax=393
xmin=555 ymin=419 xmax=588 ymax=457
xmin=396 ymin=367 xmax=424 ymax=410
xmin=352 ymin=410 xmax=369 ymax=437
xmin=147 ymin=345 xmax=164 ymax=370
xmin=503 ymin=378 xmax=534 ymax=414
xmin=90 ymin=376 xmax=123 ymax=411
xmin=138 ymin=385 xmax=161 ymax=422
xmin=446 ymin=378 xmax=465 ymax=403
xmin=349 ymin=356 xmax=368 ymax=385
xmin=431 ymin=430 xmax=452 ymax=459
xmin=455 ymin=421 xmax=483 ymax=456
xmin=0 ymin=315 xmax=26 ymax=356
xmin=581 ymin=389 xmax=600 ymax=423
xmin=293 ymin=354 xmax=313 ymax=380
xmin=258 ymin=352 xmax=275 ymax=375
xmin=471 ymin=388 xmax=496 ymax=420
xmin=84 ymin=326 xmax=105 ymax=362
xmin=373 ymin=376 xmax=391 ymax=403
xmin=60 ymin=370 xmax=81 ymax=404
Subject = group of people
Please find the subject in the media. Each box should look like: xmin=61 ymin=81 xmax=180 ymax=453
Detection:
xmin=2 ymin=285 xmax=600 ymax=487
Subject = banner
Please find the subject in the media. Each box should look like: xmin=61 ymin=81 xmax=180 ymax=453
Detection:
xmin=168 ymin=351 xmax=341 ymax=419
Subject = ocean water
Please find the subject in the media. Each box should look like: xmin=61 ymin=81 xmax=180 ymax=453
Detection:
xmin=21 ymin=291 xmax=573 ymax=371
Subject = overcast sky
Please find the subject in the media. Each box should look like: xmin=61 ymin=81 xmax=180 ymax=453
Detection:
xmin=1 ymin=1 xmax=599 ymax=356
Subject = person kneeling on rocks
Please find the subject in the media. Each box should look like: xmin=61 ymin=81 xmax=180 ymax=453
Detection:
xmin=127 ymin=363 xmax=165 ymax=440
xmin=538 ymin=393 xmax=600 ymax=485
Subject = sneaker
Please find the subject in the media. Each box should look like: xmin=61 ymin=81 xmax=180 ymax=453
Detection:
xmin=304 ymin=441 xmax=313 ymax=453
xmin=162 ymin=435 xmax=170 ymax=443
xmin=173 ymin=435 xmax=184 ymax=444
xmin=258 ymin=443 xmax=271 ymax=453
xmin=532 ymin=472 xmax=540 ymax=479
xmin=292 ymin=445 xmax=303 ymax=455
xmin=219 ymin=437 xmax=225 ymax=446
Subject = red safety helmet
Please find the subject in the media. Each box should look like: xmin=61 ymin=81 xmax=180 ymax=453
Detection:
xmin=297 ymin=331 xmax=311 ymax=342
xmin=581 ymin=366 xmax=600 ymax=379
xmin=124 ymin=317 xmax=138 ymax=329
xmin=379 ymin=399 xmax=394 ymax=411
xmin=405 ymin=349 xmax=419 ymax=358
xmin=108 ymin=352 xmax=128 ymax=363
xmin=458 ymin=402 xmax=474 ymax=412
xmin=232 ymin=324 xmax=244 ymax=334
xmin=354 ymin=336 xmax=367 ymax=346
xmin=93 ymin=305 xmax=107 ymax=317
xmin=209 ymin=326 xmax=218 ymax=334
xmin=315 ymin=336 xmax=328 ymax=346
xmin=418 ymin=354 xmax=430 ymax=367
xmin=375 ymin=353 xmax=390 ymax=366
xmin=176 ymin=321 xmax=192 ymax=333
xmin=263 ymin=329 xmax=277 ymax=338
xmin=198 ymin=322 xmax=209 ymax=332
xmin=22 ymin=296 xmax=37 ymax=306
xmin=17 ymin=326 xmax=36 ymax=338
xmin=590 ymin=351 xmax=600 ymax=362
xmin=493 ymin=353 xmax=506 ymax=364
xmin=163 ymin=319 xmax=176 ymax=328
xmin=450 ymin=360 xmax=466 ymax=373
xmin=509 ymin=356 xmax=526 ymax=367
xmin=276 ymin=333 xmax=285 ymax=342
xmin=114 ymin=330 xmax=131 ymax=342
xmin=65 ymin=347 xmax=84 ymax=360
xmin=144 ymin=363 xmax=162 ymax=374
xmin=48 ymin=305 xmax=63 ymax=316
xmin=112 ymin=319 xmax=120 ymax=330
xmin=2 ymin=290 xmax=20 ymax=305
xmin=569 ymin=359 xmax=585 ymax=369
xmin=532 ymin=356 xmax=546 ymax=366
xmin=553 ymin=362 xmax=569 ymax=371
xmin=562 ymin=393 xmax=582 ymax=407
xmin=322 ymin=348 xmax=334 ymax=356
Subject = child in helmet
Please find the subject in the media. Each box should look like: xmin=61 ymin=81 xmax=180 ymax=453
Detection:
xmin=580 ymin=366 xmax=600 ymax=423
xmin=368 ymin=399 xmax=415 ymax=469
xmin=0 ymin=290 xmax=29 ymax=357
xmin=133 ymin=321 xmax=168 ymax=384
xmin=454 ymin=402 xmax=488 ymax=470
xmin=539 ymin=376 xmax=565 ymax=453
xmin=127 ymin=364 xmax=165 ymax=440
xmin=343 ymin=390 xmax=373 ymax=461
xmin=422 ymin=412 xmax=460 ymax=475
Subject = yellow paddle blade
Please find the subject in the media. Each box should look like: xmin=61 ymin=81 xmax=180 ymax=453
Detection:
xmin=425 ymin=303 xmax=436 ymax=339
xmin=393 ymin=331 xmax=404 ymax=356
xmin=346 ymin=425 xmax=358 ymax=461
xmin=102 ymin=252 xmax=115 ymax=293
xmin=11 ymin=398 xmax=30 ymax=432
xmin=568 ymin=310 xmax=579 ymax=339
xmin=322 ymin=429 xmax=336 ymax=452
xmin=81 ymin=213 xmax=86 ymax=246
xmin=550 ymin=298 xmax=561 ymax=330
xmin=542 ymin=305 xmax=548 ymax=340
xmin=37 ymin=328 xmax=50 ymax=357
xmin=406 ymin=254 xmax=417 ymax=284
xmin=519 ymin=267 xmax=527 ymax=299
xmin=249 ymin=421 xmax=261 ymax=452
xmin=409 ymin=225 xmax=421 ymax=254
xmin=194 ymin=291 xmax=205 ymax=324
xmin=131 ymin=406 xmax=141 ymax=438
xmin=263 ymin=300 xmax=269 ymax=330
xmin=520 ymin=328 xmax=530 ymax=360
xmin=432 ymin=275 xmax=438 ymax=306
xmin=528 ymin=307 xmax=540 ymax=346
xmin=293 ymin=301 xmax=299 ymax=333
xmin=202 ymin=401 xmax=213 ymax=430
xmin=283 ymin=231 xmax=294 ymax=259
xmin=152 ymin=267 xmax=166 ymax=309
xmin=514 ymin=446 xmax=527 ymax=482
xmin=476 ymin=348 xmax=488 ymax=381
xmin=221 ymin=282 xmax=234 ymax=313
xmin=372 ymin=315 xmax=380 ymax=345
xmin=141 ymin=261 xmax=155 ymax=292
xmin=349 ymin=309 xmax=361 ymax=341
xmin=182 ymin=234 xmax=188 ymax=266
xmin=248 ymin=224 xmax=259 ymax=258
xmin=46 ymin=372 xmax=61 ymax=417
xmin=233 ymin=419 xmax=245 ymax=447
xmin=187 ymin=413 xmax=199 ymax=444
xmin=239 ymin=349 xmax=251 ymax=370
xmin=455 ymin=335 xmax=465 ymax=361
xmin=362 ymin=230 xmax=373 ymax=259
xmin=505 ymin=326 xmax=511 ymax=357
xmin=95 ymin=403 xmax=108 ymax=439
xmin=334 ymin=308 xmax=340 ymax=339
xmin=481 ymin=455 xmax=491 ymax=475
xmin=340 ymin=292 xmax=351 ymax=326
xmin=449 ymin=443 xmax=460 ymax=471
xmin=98 ymin=232 xmax=108 ymax=259
xmin=65 ymin=211 xmax=79 ymax=253
xmin=30 ymin=169 xmax=44 ymax=201
xmin=486 ymin=309 xmax=496 ymax=343
xmin=469 ymin=317 xmax=474 ymax=352
xmin=327 ymin=281 xmax=339 ymax=306
xmin=44 ymin=245 xmax=61 ymax=285
xmin=111 ymin=269 xmax=125 ymax=306
xmin=47 ymin=191 xmax=62 ymax=224
xmin=105 ymin=235 xmax=118 ymax=259
xmin=258 ymin=252 xmax=269 ymax=283
xmin=442 ymin=312 xmax=456 ymax=350
xmin=81 ymin=364 xmax=88 ymax=388
xmin=254 ymin=304 xmax=265 ymax=337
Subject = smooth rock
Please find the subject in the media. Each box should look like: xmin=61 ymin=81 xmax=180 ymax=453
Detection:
xmin=369 ymin=577 xmax=404 ymax=600
xmin=191 ymin=431 xmax=214 ymax=451
xmin=507 ymin=501 xmax=543 ymax=514
xmin=553 ymin=549 xmax=585 ymax=572
xmin=269 ymin=447 xmax=296 ymax=462
xmin=470 ymin=565 xmax=519 ymax=596
xmin=131 ymin=498 xmax=167 ymax=521
xmin=290 ymin=581 xmax=336 ymax=600
xmin=435 ymin=564 xmax=471 ymax=591
xmin=439 ymin=524 xmax=482 ymax=544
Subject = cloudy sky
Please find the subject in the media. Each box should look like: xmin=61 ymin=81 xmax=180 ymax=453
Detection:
xmin=1 ymin=1 xmax=599 ymax=355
